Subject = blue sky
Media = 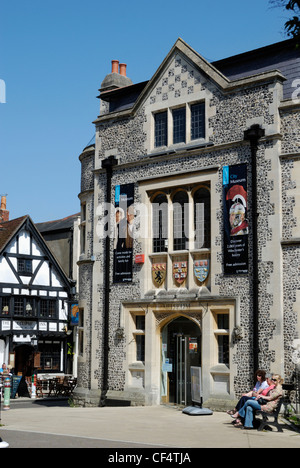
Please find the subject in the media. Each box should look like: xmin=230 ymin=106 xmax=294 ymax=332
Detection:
xmin=0 ymin=0 xmax=290 ymax=223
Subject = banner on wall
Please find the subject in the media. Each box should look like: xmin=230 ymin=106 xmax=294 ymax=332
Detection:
xmin=70 ymin=303 xmax=79 ymax=326
xmin=113 ymin=183 xmax=134 ymax=283
xmin=223 ymin=164 xmax=249 ymax=275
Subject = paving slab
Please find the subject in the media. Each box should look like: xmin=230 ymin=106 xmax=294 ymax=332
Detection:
xmin=0 ymin=401 xmax=300 ymax=449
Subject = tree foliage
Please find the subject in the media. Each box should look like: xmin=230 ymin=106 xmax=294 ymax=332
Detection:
xmin=270 ymin=0 xmax=300 ymax=38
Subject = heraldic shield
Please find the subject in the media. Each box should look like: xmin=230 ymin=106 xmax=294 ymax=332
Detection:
xmin=173 ymin=261 xmax=188 ymax=284
xmin=194 ymin=259 xmax=209 ymax=283
xmin=152 ymin=263 xmax=167 ymax=287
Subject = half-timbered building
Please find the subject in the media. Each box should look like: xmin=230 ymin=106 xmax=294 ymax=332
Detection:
xmin=0 ymin=208 xmax=74 ymax=379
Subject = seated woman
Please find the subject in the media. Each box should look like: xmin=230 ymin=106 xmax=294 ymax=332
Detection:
xmin=231 ymin=374 xmax=283 ymax=429
xmin=227 ymin=370 xmax=269 ymax=415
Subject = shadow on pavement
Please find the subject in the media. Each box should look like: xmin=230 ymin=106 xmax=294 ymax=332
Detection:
xmin=9 ymin=397 xmax=71 ymax=408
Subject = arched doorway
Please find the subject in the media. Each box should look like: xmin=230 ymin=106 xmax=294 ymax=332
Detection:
xmin=161 ymin=316 xmax=201 ymax=406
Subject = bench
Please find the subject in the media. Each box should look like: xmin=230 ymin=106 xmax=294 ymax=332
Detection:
xmin=256 ymin=398 xmax=283 ymax=432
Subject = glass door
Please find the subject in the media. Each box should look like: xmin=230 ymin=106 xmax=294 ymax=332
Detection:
xmin=176 ymin=334 xmax=186 ymax=404
xmin=162 ymin=317 xmax=201 ymax=405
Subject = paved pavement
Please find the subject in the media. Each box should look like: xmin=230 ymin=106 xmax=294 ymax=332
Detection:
xmin=0 ymin=398 xmax=299 ymax=450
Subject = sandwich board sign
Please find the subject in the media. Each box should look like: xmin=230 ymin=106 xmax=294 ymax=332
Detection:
xmin=182 ymin=367 xmax=213 ymax=415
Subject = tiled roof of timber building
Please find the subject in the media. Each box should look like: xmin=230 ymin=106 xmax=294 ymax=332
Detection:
xmin=0 ymin=215 xmax=28 ymax=253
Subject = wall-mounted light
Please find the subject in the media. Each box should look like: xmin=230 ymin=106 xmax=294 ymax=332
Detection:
xmin=63 ymin=325 xmax=72 ymax=335
xmin=115 ymin=327 xmax=124 ymax=339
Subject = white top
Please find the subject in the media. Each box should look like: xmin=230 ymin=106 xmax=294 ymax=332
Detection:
xmin=253 ymin=380 xmax=268 ymax=392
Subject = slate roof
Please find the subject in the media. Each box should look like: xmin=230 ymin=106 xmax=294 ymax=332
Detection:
xmin=212 ymin=38 xmax=300 ymax=100
xmin=99 ymin=81 xmax=148 ymax=112
xmin=36 ymin=213 xmax=80 ymax=234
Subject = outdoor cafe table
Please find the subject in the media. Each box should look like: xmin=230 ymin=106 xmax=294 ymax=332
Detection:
xmin=38 ymin=377 xmax=77 ymax=397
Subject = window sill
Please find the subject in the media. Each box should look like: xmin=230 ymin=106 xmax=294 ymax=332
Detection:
xmin=129 ymin=362 xmax=145 ymax=371
xmin=210 ymin=364 xmax=230 ymax=373
xmin=149 ymin=140 xmax=213 ymax=158
xmin=149 ymin=252 xmax=168 ymax=258
xmin=168 ymin=250 xmax=189 ymax=256
xmin=190 ymin=248 xmax=211 ymax=254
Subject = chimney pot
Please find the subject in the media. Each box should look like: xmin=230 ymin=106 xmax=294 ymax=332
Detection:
xmin=0 ymin=195 xmax=9 ymax=222
xmin=119 ymin=63 xmax=127 ymax=77
xmin=111 ymin=60 xmax=119 ymax=74
xmin=1 ymin=196 xmax=6 ymax=210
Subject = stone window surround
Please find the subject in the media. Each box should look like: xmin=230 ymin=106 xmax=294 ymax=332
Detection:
xmin=138 ymin=169 xmax=219 ymax=296
xmin=150 ymin=183 xmax=211 ymax=254
xmin=151 ymin=99 xmax=207 ymax=151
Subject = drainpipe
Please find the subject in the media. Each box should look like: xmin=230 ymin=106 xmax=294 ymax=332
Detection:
xmin=100 ymin=155 xmax=118 ymax=406
xmin=244 ymin=124 xmax=265 ymax=374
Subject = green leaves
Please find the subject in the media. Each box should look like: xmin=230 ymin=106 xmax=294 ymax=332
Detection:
xmin=285 ymin=15 xmax=300 ymax=37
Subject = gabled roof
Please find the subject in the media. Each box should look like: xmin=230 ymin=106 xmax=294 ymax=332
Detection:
xmin=0 ymin=215 xmax=73 ymax=287
xmin=96 ymin=37 xmax=295 ymax=121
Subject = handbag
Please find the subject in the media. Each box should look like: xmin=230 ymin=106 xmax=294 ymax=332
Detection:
xmin=257 ymin=397 xmax=268 ymax=405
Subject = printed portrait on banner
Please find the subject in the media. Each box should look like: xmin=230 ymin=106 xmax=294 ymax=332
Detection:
xmin=223 ymin=164 xmax=249 ymax=275
xmin=113 ymin=183 xmax=134 ymax=283
xmin=70 ymin=303 xmax=79 ymax=326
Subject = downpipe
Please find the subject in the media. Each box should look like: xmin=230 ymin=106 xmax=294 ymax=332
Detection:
xmin=244 ymin=124 xmax=265 ymax=373
xmin=100 ymin=155 xmax=118 ymax=406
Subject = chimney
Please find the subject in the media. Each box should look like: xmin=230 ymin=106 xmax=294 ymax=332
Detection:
xmin=100 ymin=60 xmax=133 ymax=92
xmin=111 ymin=60 xmax=119 ymax=74
xmin=0 ymin=195 xmax=9 ymax=222
xmin=119 ymin=63 xmax=127 ymax=77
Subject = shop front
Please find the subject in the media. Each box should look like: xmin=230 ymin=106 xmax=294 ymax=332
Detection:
xmin=0 ymin=331 xmax=69 ymax=397
xmin=12 ymin=337 xmax=67 ymax=376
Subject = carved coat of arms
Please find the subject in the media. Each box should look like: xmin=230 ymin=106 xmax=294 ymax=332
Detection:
xmin=152 ymin=263 xmax=167 ymax=287
xmin=194 ymin=259 xmax=209 ymax=283
xmin=173 ymin=261 xmax=187 ymax=284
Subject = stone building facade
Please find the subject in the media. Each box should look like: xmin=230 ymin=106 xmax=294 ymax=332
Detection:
xmin=74 ymin=38 xmax=300 ymax=408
